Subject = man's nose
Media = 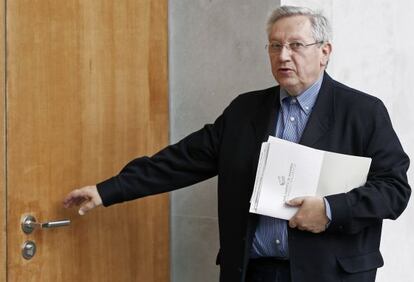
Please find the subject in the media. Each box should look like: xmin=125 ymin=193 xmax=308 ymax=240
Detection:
xmin=278 ymin=46 xmax=292 ymax=61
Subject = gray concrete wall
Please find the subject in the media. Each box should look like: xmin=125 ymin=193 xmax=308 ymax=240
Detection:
xmin=169 ymin=1 xmax=278 ymax=281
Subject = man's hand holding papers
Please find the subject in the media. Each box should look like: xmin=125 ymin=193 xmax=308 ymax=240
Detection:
xmin=287 ymin=196 xmax=329 ymax=233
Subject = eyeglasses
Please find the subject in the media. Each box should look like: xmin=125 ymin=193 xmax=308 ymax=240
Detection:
xmin=266 ymin=41 xmax=324 ymax=54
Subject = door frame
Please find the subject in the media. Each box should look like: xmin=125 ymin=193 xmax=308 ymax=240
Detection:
xmin=1 ymin=0 xmax=6 ymax=280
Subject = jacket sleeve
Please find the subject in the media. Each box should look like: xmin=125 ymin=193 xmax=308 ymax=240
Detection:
xmin=326 ymin=100 xmax=411 ymax=234
xmin=96 ymin=113 xmax=225 ymax=207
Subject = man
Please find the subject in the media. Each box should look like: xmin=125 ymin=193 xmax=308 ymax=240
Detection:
xmin=63 ymin=6 xmax=410 ymax=282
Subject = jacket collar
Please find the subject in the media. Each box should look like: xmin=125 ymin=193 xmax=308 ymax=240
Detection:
xmin=251 ymin=72 xmax=335 ymax=147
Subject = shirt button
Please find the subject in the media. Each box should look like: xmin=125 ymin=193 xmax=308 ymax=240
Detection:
xmin=291 ymin=99 xmax=297 ymax=104
xmin=305 ymin=106 xmax=309 ymax=110
xmin=290 ymin=117 xmax=295 ymax=122
xmin=276 ymin=239 xmax=281 ymax=244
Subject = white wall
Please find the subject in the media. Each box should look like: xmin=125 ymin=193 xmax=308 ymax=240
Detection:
xmin=284 ymin=1 xmax=414 ymax=281
xmin=170 ymin=1 xmax=414 ymax=281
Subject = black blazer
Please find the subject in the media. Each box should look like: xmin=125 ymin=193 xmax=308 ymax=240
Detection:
xmin=98 ymin=73 xmax=410 ymax=282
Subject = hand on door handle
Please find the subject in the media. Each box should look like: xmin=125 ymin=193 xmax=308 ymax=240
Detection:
xmin=63 ymin=185 xmax=103 ymax=215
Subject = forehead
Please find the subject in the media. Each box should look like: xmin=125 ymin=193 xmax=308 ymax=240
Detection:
xmin=269 ymin=15 xmax=313 ymax=41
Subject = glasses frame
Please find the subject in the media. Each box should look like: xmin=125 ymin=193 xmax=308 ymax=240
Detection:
xmin=266 ymin=41 xmax=324 ymax=54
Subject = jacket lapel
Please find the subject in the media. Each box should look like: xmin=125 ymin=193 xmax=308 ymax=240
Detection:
xmin=299 ymin=73 xmax=335 ymax=147
xmin=247 ymin=86 xmax=280 ymax=198
xmin=251 ymin=86 xmax=280 ymax=143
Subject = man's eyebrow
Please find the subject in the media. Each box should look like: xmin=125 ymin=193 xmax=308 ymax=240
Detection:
xmin=269 ymin=36 xmax=308 ymax=42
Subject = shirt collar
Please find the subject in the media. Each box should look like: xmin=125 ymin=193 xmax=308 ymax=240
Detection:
xmin=279 ymin=74 xmax=324 ymax=115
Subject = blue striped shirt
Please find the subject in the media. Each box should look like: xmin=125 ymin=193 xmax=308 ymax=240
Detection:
xmin=250 ymin=75 xmax=324 ymax=258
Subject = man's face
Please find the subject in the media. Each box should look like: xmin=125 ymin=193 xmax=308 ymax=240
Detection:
xmin=268 ymin=15 xmax=331 ymax=96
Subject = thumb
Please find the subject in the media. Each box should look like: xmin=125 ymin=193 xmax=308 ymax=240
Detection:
xmin=78 ymin=200 xmax=97 ymax=216
xmin=286 ymin=197 xmax=305 ymax=206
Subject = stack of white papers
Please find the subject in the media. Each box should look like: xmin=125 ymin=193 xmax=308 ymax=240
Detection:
xmin=249 ymin=136 xmax=372 ymax=220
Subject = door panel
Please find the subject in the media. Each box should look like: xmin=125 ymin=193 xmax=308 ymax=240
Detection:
xmin=6 ymin=0 xmax=169 ymax=281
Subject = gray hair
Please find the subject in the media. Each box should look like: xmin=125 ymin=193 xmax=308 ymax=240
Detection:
xmin=267 ymin=6 xmax=332 ymax=42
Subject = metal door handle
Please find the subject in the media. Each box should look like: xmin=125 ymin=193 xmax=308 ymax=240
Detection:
xmin=21 ymin=215 xmax=71 ymax=234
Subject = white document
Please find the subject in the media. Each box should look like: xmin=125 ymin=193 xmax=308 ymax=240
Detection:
xmin=249 ymin=136 xmax=372 ymax=220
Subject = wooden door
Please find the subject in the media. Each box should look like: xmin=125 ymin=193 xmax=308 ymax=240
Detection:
xmin=3 ymin=0 xmax=169 ymax=281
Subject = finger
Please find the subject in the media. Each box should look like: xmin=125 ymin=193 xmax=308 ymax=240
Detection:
xmin=310 ymin=228 xmax=323 ymax=234
xmin=63 ymin=194 xmax=86 ymax=208
xmin=63 ymin=187 xmax=95 ymax=208
xmin=78 ymin=200 xmax=97 ymax=216
xmin=286 ymin=197 xmax=305 ymax=206
xmin=73 ymin=197 xmax=88 ymax=207
xmin=63 ymin=189 xmax=85 ymax=206
xmin=63 ymin=196 xmax=80 ymax=208
xmin=63 ymin=195 xmax=74 ymax=207
xmin=297 ymin=225 xmax=307 ymax=231
xmin=289 ymin=219 xmax=297 ymax=229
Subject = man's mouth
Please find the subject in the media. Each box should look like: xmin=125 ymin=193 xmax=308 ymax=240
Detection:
xmin=278 ymin=68 xmax=294 ymax=74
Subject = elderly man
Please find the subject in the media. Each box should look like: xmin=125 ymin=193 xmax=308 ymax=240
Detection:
xmin=64 ymin=6 xmax=410 ymax=282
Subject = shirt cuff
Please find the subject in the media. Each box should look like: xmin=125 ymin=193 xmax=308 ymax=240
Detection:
xmin=324 ymin=197 xmax=332 ymax=227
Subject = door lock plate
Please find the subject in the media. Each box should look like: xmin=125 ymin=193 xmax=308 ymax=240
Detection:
xmin=22 ymin=241 xmax=37 ymax=260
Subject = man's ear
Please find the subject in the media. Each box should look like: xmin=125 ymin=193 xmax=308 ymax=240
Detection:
xmin=321 ymin=42 xmax=332 ymax=67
